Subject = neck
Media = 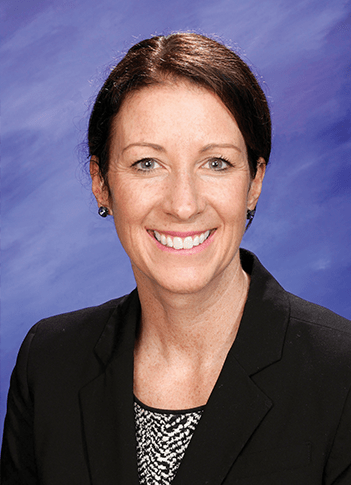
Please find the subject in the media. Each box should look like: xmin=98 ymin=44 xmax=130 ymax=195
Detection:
xmin=133 ymin=256 xmax=250 ymax=366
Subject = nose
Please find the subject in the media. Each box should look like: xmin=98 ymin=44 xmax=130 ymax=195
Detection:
xmin=166 ymin=170 xmax=204 ymax=221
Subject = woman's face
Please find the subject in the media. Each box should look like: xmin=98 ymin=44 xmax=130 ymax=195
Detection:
xmin=91 ymin=81 xmax=265 ymax=295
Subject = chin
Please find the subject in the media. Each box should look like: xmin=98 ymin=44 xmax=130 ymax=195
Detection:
xmin=153 ymin=268 xmax=219 ymax=296
xmin=162 ymin=282 xmax=206 ymax=295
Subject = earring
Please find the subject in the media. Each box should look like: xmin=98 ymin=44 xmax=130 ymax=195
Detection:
xmin=247 ymin=208 xmax=256 ymax=220
xmin=98 ymin=206 xmax=109 ymax=218
xmin=246 ymin=207 xmax=256 ymax=230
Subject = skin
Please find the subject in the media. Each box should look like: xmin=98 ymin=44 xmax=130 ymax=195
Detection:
xmin=91 ymin=80 xmax=265 ymax=409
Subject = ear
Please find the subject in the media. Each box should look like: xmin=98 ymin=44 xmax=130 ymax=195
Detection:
xmin=90 ymin=156 xmax=112 ymax=214
xmin=247 ymin=158 xmax=266 ymax=210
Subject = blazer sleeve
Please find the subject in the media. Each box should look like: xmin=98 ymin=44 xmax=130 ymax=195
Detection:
xmin=1 ymin=325 xmax=39 ymax=484
xmin=324 ymin=385 xmax=351 ymax=484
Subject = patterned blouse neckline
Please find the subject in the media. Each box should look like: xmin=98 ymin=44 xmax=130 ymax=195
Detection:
xmin=134 ymin=396 xmax=205 ymax=484
xmin=134 ymin=394 xmax=206 ymax=415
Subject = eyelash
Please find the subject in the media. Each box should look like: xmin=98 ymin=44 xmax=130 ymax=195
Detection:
xmin=132 ymin=158 xmax=159 ymax=172
xmin=131 ymin=156 xmax=233 ymax=172
xmin=205 ymin=157 xmax=233 ymax=171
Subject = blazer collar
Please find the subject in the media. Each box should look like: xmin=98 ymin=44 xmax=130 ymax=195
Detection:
xmin=233 ymin=248 xmax=290 ymax=375
xmin=80 ymin=249 xmax=290 ymax=484
xmin=93 ymin=289 xmax=141 ymax=367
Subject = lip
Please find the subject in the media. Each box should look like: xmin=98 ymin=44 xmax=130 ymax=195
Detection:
xmin=148 ymin=229 xmax=211 ymax=237
xmin=147 ymin=229 xmax=216 ymax=254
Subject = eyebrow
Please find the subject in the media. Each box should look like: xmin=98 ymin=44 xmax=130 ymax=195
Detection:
xmin=122 ymin=142 xmax=165 ymax=153
xmin=122 ymin=142 xmax=242 ymax=154
xmin=200 ymin=143 xmax=242 ymax=153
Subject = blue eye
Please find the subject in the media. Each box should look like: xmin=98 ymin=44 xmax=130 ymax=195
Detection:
xmin=206 ymin=157 xmax=231 ymax=171
xmin=133 ymin=158 xmax=159 ymax=171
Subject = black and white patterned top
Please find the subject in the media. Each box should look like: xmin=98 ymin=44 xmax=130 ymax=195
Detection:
xmin=134 ymin=397 xmax=205 ymax=484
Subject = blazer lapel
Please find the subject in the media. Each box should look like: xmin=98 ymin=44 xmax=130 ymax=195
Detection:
xmin=173 ymin=250 xmax=290 ymax=484
xmin=172 ymin=354 xmax=272 ymax=485
xmin=79 ymin=290 xmax=141 ymax=485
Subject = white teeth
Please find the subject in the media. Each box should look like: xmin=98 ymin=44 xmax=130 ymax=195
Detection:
xmin=199 ymin=230 xmax=209 ymax=244
xmin=173 ymin=237 xmax=183 ymax=250
xmin=183 ymin=237 xmax=193 ymax=249
xmin=193 ymin=235 xmax=200 ymax=246
xmin=153 ymin=230 xmax=211 ymax=250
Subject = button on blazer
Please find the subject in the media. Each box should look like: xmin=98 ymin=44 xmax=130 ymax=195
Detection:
xmin=2 ymin=249 xmax=351 ymax=484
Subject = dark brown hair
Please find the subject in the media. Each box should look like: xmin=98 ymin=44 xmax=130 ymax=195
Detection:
xmin=88 ymin=33 xmax=271 ymax=186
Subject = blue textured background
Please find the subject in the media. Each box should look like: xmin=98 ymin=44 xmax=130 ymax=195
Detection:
xmin=1 ymin=0 xmax=351 ymax=434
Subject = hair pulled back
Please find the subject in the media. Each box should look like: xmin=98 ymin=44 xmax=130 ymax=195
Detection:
xmin=88 ymin=33 xmax=271 ymax=186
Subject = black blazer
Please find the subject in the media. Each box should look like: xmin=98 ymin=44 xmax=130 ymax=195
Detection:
xmin=2 ymin=250 xmax=351 ymax=484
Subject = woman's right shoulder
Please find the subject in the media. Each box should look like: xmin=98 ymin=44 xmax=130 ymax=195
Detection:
xmin=19 ymin=291 xmax=138 ymax=369
xmin=30 ymin=295 xmax=126 ymax=337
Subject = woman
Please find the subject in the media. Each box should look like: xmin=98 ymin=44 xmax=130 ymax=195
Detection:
xmin=2 ymin=33 xmax=351 ymax=485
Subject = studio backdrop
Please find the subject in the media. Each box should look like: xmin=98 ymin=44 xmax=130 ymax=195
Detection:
xmin=1 ymin=0 xmax=351 ymax=435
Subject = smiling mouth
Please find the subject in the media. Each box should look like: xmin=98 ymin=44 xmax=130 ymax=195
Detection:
xmin=151 ymin=230 xmax=213 ymax=250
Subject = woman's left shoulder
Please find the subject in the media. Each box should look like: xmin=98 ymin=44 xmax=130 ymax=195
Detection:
xmin=288 ymin=292 xmax=351 ymax=332
xmin=286 ymin=292 xmax=351 ymax=368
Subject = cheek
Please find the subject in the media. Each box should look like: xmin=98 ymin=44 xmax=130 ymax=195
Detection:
xmin=213 ymin=180 xmax=249 ymax=219
xmin=110 ymin=178 xmax=158 ymax=230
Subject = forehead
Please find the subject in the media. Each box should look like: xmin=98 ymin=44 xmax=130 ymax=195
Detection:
xmin=111 ymin=81 xmax=246 ymax=152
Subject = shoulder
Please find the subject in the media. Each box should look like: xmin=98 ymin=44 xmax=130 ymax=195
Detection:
xmin=287 ymin=292 xmax=351 ymax=351
xmin=19 ymin=290 xmax=139 ymax=375
xmin=239 ymin=248 xmax=351 ymax=375
xmin=30 ymin=291 xmax=136 ymax=340
xmin=288 ymin=292 xmax=351 ymax=335
xmin=284 ymin=293 xmax=351 ymax=377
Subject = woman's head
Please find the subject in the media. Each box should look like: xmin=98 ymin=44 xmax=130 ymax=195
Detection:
xmin=89 ymin=33 xmax=269 ymax=295
xmin=88 ymin=33 xmax=271 ymax=189
xmin=91 ymin=80 xmax=265 ymax=294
